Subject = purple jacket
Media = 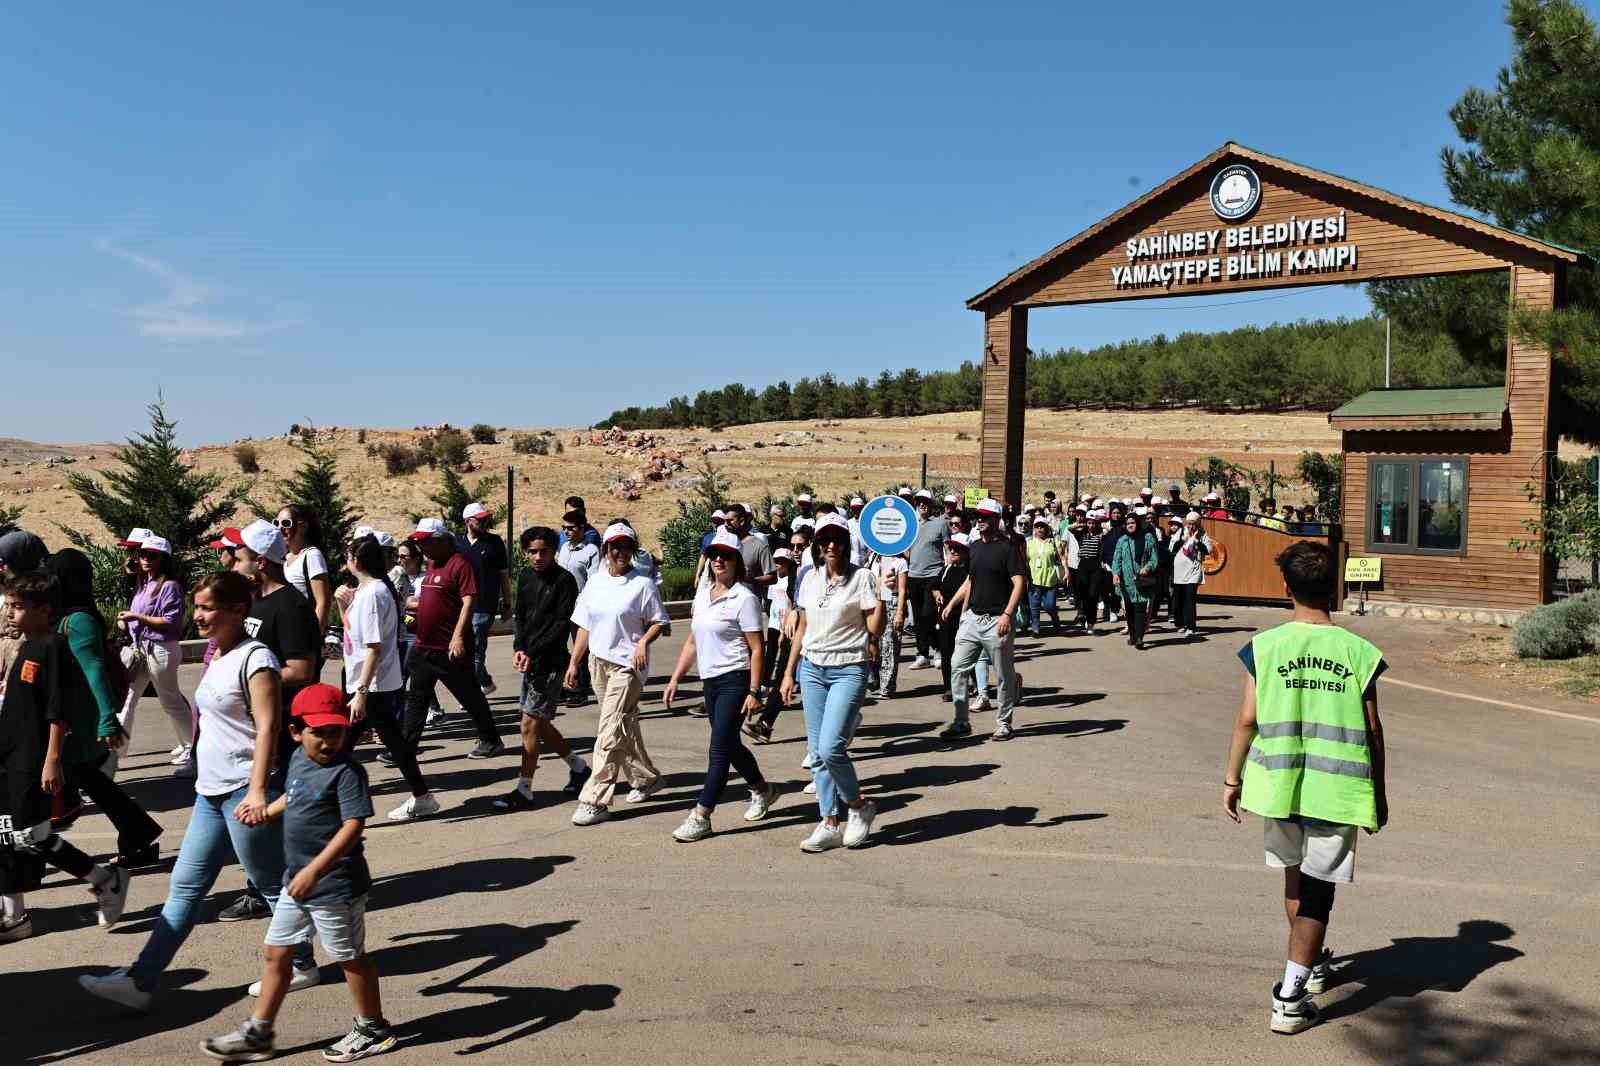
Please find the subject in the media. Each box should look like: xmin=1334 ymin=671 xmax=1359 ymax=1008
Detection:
xmin=128 ymin=578 xmax=185 ymax=645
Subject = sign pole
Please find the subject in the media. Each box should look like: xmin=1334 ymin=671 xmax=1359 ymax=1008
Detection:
xmin=1072 ymin=457 xmax=1080 ymax=503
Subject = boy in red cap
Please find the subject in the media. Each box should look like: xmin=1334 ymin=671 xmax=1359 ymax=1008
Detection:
xmin=204 ymin=684 xmax=395 ymax=1062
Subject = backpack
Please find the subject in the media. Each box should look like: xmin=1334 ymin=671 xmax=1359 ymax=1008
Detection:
xmin=61 ymin=612 xmax=131 ymax=714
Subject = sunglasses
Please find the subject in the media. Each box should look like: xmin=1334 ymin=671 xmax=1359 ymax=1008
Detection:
xmin=277 ymin=518 xmax=296 ymax=529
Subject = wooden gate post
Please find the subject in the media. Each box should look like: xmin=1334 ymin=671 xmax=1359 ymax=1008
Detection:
xmin=979 ymin=305 xmax=1027 ymax=507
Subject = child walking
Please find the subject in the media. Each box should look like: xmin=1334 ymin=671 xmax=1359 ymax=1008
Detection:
xmin=1222 ymin=542 xmax=1389 ymax=1034
xmin=204 ymin=684 xmax=395 ymax=1062
xmin=0 ymin=573 xmax=131 ymax=941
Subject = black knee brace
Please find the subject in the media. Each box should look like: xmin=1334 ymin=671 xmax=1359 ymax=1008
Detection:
xmin=1297 ymin=873 xmax=1336 ymax=924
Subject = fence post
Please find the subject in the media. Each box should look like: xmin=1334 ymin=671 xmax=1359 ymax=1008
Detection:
xmin=1268 ymin=461 xmax=1277 ymax=501
xmin=506 ymin=465 xmax=515 ymax=539
xmin=920 ymin=453 xmax=928 ymax=489
xmin=1145 ymin=457 xmax=1153 ymax=489
xmin=1072 ymin=457 xmax=1080 ymax=503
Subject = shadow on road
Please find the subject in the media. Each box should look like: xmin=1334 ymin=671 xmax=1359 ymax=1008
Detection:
xmin=1320 ymin=919 xmax=1525 ymax=1022
xmin=369 ymin=855 xmax=574 ymax=913
xmin=7 ymin=966 xmax=239 ymax=1063
xmin=873 ymin=805 xmax=1107 ymax=847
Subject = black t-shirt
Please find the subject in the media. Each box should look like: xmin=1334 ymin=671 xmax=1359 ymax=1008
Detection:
xmin=246 ymin=585 xmax=320 ymax=708
xmin=464 ymin=531 xmax=508 ymax=615
xmin=938 ymin=562 xmax=969 ymax=629
xmin=282 ymin=748 xmax=374 ymax=904
xmin=1 ymin=634 xmax=72 ymax=824
xmin=967 ymin=537 xmax=1026 ymax=616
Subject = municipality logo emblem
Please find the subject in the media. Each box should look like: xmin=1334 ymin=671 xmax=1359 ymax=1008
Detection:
xmin=1210 ymin=164 xmax=1261 ymax=221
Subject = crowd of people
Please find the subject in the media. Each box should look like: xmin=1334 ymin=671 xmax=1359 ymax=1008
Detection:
xmin=0 ymin=480 xmax=1378 ymax=1048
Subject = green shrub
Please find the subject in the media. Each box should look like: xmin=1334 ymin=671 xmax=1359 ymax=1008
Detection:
xmin=660 ymin=502 xmax=715 ymax=569
xmin=1511 ymin=592 xmax=1600 ymax=660
xmin=379 ymin=442 xmax=429 ymax=476
xmin=660 ymin=565 xmax=696 ymax=602
xmin=231 ymin=443 xmax=260 ymax=474
xmin=423 ymin=428 xmax=471 ymax=467
xmin=511 ymin=433 xmax=549 ymax=456
xmin=470 ymin=423 xmax=498 ymax=444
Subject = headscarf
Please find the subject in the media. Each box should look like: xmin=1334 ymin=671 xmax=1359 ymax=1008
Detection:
xmin=0 ymin=530 xmax=49 ymax=574
xmin=43 ymin=548 xmax=98 ymax=618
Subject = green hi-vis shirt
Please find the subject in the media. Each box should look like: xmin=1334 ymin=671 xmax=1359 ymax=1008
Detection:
xmin=1237 ymin=622 xmax=1386 ymax=829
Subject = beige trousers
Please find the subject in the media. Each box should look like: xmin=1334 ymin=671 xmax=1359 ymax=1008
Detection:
xmin=579 ymin=657 xmax=660 ymax=807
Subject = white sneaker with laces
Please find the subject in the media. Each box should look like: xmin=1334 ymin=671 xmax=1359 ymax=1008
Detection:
xmin=843 ymin=799 xmax=877 ymax=848
xmin=672 ymin=812 xmax=713 ymax=842
xmin=78 ymin=968 xmax=152 ymax=1011
xmin=1304 ymin=949 xmax=1333 ymax=994
xmin=169 ymin=744 xmax=187 ymax=758
xmin=169 ymin=744 xmax=193 ymax=766
xmin=624 ymin=778 xmax=664 ymax=804
xmin=800 ymin=821 xmax=844 ymax=853
xmin=911 ymin=655 xmax=929 ymax=669
xmin=802 ymin=780 xmax=817 ymax=795
xmin=976 ymin=695 xmax=993 ymax=712
xmin=744 ymin=783 xmax=778 ymax=821
xmin=248 ymin=964 xmax=322 ymax=998
xmin=1270 ymin=982 xmax=1320 ymax=1034
xmin=571 ymin=802 xmax=609 ymax=826
xmin=386 ymin=793 xmax=441 ymax=822
xmin=93 ymin=866 xmax=131 ymax=927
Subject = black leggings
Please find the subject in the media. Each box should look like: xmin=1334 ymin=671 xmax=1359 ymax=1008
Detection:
xmin=1073 ymin=569 xmax=1101 ymax=627
xmin=938 ymin=613 xmax=961 ymax=692
xmin=1122 ymin=597 xmax=1148 ymax=646
xmin=68 ymin=754 xmax=161 ymax=857
xmin=907 ymin=576 xmax=939 ymax=658
xmin=1171 ymin=583 xmax=1199 ymax=631
xmin=367 ymin=689 xmax=430 ymax=797
xmin=758 ymin=636 xmax=792 ymax=728
xmin=699 ymin=671 xmax=765 ymax=811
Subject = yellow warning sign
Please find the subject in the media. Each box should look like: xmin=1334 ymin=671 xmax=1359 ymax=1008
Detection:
xmin=1344 ymin=557 xmax=1383 ymax=583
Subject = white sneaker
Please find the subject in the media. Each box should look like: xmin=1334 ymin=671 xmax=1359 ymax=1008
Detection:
xmin=672 ymin=812 xmax=713 ymax=842
xmin=1270 ymin=983 xmax=1320 ymax=1034
xmin=386 ymin=793 xmax=441 ymax=822
xmin=976 ymin=695 xmax=993 ymax=712
xmin=571 ymin=802 xmax=609 ymax=826
xmin=424 ymin=707 xmax=445 ymax=727
xmin=744 ymin=783 xmax=778 ymax=821
xmin=799 ymin=821 xmax=844 ymax=853
xmin=169 ymin=744 xmax=193 ymax=766
xmin=0 ymin=914 xmax=32 ymax=942
xmin=802 ymin=780 xmax=817 ymax=795
xmin=1304 ymin=949 xmax=1333 ymax=994
xmin=1108 ymin=611 xmax=1120 ymax=623
xmin=624 ymin=778 xmax=664 ymax=804
xmin=843 ymin=799 xmax=877 ymax=848
xmin=92 ymin=866 xmax=131 ymax=927
xmin=931 ymin=653 xmax=942 ymax=669
xmin=79 ymin=968 xmax=152 ymax=1011
xmin=169 ymin=744 xmax=187 ymax=758
xmin=248 ymin=964 xmax=322 ymax=998
xmin=799 ymin=751 xmax=815 ymax=770
xmin=911 ymin=655 xmax=929 ymax=669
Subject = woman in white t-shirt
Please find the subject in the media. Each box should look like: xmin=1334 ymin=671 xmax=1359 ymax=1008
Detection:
xmin=278 ymin=505 xmax=333 ymax=641
xmin=779 ymin=514 xmax=885 ymax=853
xmin=662 ymin=530 xmax=779 ymax=842
xmin=341 ymin=535 xmax=438 ymax=823
xmin=868 ymin=551 xmax=909 ymax=699
xmin=83 ymin=570 xmax=311 ymax=1008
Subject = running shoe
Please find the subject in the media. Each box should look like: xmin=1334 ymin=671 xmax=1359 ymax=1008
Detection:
xmin=491 ymin=788 xmax=536 ymax=811
xmin=991 ymin=723 xmax=1015 ymax=742
xmin=424 ymin=707 xmax=445 ymax=728
xmin=744 ymin=782 xmax=778 ymax=822
xmin=624 ymin=778 xmax=664 ymax=804
xmin=975 ymin=695 xmax=993 ymax=712
xmin=1304 ymin=948 xmax=1333 ymax=994
xmin=571 ymin=802 xmax=609 ymax=826
xmin=799 ymin=822 xmax=844 ymax=852
xmin=672 ymin=812 xmax=713 ymax=842
xmin=467 ymin=740 xmax=507 ymax=760
xmin=170 ymin=744 xmax=194 ymax=766
xmin=743 ymin=719 xmax=773 ymax=743
xmin=480 ymin=677 xmax=498 ymax=696
xmin=249 ymin=964 xmax=322 ymax=997
xmin=1270 ymin=983 xmax=1320 ymax=1035
xmin=0 ymin=913 xmax=32 ymax=942
xmin=563 ymin=763 xmax=591 ymax=796
xmin=323 ymin=1018 xmax=398 ymax=1061
xmin=802 ymin=779 xmax=817 ymax=795
xmin=202 ymin=1022 xmax=275 ymax=1062
xmin=78 ymin=968 xmax=152 ymax=1011
xmin=938 ymin=720 xmax=973 ymax=739
xmin=386 ymin=793 xmax=440 ymax=821
xmin=93 ymin=866 xmax=131 ymax=927
xmin=376 ymin=750 xmax=398 ymax=768
xmin=218 ymin=891 xmax=271 ymax=922
xmin=843 ymin=799 xmax=877 ymax=848
xmin=911 ymin=655 xmax=929 ymax=669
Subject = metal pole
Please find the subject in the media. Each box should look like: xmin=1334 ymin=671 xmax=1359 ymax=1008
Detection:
xmin=1269 ymin=460 xmax=1276 ymax=501
xmin=506 ymin=465 xmax=515 ymax=540
xmin=920 ymin=452 xmax=928 ymax=489
xmin=1384 ymin=317 xmax=1391 ymax=388
xmin=1073 ymin=457 xmax=1080 ymax=502
xmin=1145 ymin=457 xmax=1153 ymax=489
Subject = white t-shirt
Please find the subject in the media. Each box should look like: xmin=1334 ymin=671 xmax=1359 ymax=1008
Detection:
xmin=572 ymin=566 xmax=671 ymax=669
xmin=559 ymin=542 xmax=602 ymax=592
xmin=286 ymin=547 xmax=330 ymax=601
xmin=796 ymin=566 xmax=879 ymax=667
xmin=873 ymin=555 xmax=908 ymax=603
xmin=342 ymin=579 xmax=404 ymax=693
xmin=194 ymin=639 xmax=282 ymax=798
xmin=690 ymin=582 xmax=763 ymax=680
xmin=767 ymin=579 xmax=793 ymax=632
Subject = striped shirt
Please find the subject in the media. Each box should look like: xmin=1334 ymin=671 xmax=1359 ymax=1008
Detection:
xmin=1077 ymin=533 xmax=1103 ymax=568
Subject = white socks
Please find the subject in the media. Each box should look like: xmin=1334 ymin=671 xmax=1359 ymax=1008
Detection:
xmin=1282 ymin=960 xmax=1312 ymax=997
xmin=567 ymin=754 xmax=588 ymax=773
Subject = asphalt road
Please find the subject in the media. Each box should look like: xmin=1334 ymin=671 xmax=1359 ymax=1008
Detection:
xmin=7 ymin=605 xmax=1597 ymax=1065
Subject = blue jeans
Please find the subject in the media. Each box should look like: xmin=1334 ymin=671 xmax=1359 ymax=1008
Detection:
xmin=1027 ymin=584 xmax=1059 ymax=633
xmin=130 ymin=784 xmax=311 ymax=991
xmin=471 ymin=611 xmax=494 ymax=688
xmin=798 ymin=659 xmax=866 ymax=819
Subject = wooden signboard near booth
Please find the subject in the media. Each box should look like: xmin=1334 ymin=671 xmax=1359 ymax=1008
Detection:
xmin=968 ymin=143 xmax=1583 ymax=611
xmin=1159 ymin=516 xmax=1341 ymax=607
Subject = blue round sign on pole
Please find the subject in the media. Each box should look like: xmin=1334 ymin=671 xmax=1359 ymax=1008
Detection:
xmin=858 ymin=495 xmax=920 ymax=557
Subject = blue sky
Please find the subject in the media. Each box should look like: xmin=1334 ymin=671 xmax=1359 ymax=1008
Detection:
xmin=0 ymin=2 xmax=1524 ymax=443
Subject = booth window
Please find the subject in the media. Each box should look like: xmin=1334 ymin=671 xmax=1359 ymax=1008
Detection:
xmin=1367 ymin=458 xmax=1468 ymax=555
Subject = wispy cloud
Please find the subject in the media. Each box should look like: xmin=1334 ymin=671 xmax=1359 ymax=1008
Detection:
xmin=95 ymin=234 xmax=296 ymax=340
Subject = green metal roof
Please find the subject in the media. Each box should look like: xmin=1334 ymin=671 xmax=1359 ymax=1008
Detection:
xmin=1330 ymin=386 xmax=1506 ymax=419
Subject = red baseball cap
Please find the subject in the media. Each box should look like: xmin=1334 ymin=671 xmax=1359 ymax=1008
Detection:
xmin=290 ymin=684 xmax=351 ymax=728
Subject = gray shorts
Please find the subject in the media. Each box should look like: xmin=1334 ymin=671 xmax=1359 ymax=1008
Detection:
xmin=520 ymin=669 xmax=561 ymax=720
xmin=264 ymin=893 xmax=368 ymax=961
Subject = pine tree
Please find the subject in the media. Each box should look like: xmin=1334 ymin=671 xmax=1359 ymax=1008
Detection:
xmin=1369 ymin=0 xmax=1600 ymax=443
xmin=416 ymin=467 xmax=505 ymax=534
xmin=279 ymin=439 xmax=362 ymax=553
xmin=66 ymin=397 xmax=243 ymax=584
xmin=0 ymin=504 xmax=23 ymax=536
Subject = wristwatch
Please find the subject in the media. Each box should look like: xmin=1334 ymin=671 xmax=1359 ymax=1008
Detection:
xmin=356 ymin=683 xmax=370 ymax=695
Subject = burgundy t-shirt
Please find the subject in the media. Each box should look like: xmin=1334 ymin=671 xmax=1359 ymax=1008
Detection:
xmin=413 ymin=550 xmax=478 ymax=651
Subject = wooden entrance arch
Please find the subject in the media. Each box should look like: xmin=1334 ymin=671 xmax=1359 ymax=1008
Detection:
xmin=967 ymin=143 xmax=1581 ymax=610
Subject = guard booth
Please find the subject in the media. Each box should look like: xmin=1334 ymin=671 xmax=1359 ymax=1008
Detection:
xmin=967 ymin=142 xmax=1581 ymax=612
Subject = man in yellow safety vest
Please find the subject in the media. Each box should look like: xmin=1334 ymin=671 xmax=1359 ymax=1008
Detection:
xmin=1221 ymin=541 xmax=1389 ymax=1034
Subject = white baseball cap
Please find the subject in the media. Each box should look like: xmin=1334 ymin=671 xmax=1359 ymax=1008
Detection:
xmin=796 ymin=493 xmax=813 ymax=504
xmin=1032 ymin=515 xmax=1049 ymax=527
xmin=1203 ymin=492 xmax=1220 ymax=502
xmin=711 ymin=509 xmax=726 ymax=522
xmin=410 ymin=517 xmax=451 ymax=541
xmin=949 ymin=532 xmax=971 ymax=548
xmin=1133 ymin=506 xmax=1149 ymax=516
xmin=119 ymin=526 xmax=156 ymax=549
xmin=896 ymin=486 xmax=913 ymax=497
xmin=703 ymin=528 xmax=741 ymax=555
xmin=1140 ymin=486 xmax=1154 ymax=497
xmin=353 ymin=525 xmax=378 ymax=541
xmin=231 ymin=519 xmax=290 ymax=564
xmin=376 ymin=531 xmax=396 ymax=547
xmin=773 ymin=547 xmax=795 ymax=562
xmin=603 ymin=522 xmax=638 ymax=546
xmin=975 ymin=498 xmax=1002 ymax=516
xmin=791 ymin=516 xmax=816 ymax=531
xmin=463 ymin=501 xmax=491 ymax=521
xmin=1184 ymin=511 xmax=1201 ymax=523
xmin=140 ymin=535 xmax=173 ymax=555
xmin=943 ymin=493 xmax=958 ymax=504
xmin=914 ymin=488 xmax=934 ymax=501
xmin=814 ymin=513 xmax=850 ymax=538
xmin=850 ymin=496 xmax=865 ymax=507
xmin=1079 ymin=494 xmax=1092 ymax=504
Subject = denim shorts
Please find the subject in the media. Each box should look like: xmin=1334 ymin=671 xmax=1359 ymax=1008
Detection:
xmin=519 ymin=670 xmax=561 ymax=720
xmin=264 ymin=893 xmax=368 ymax=961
